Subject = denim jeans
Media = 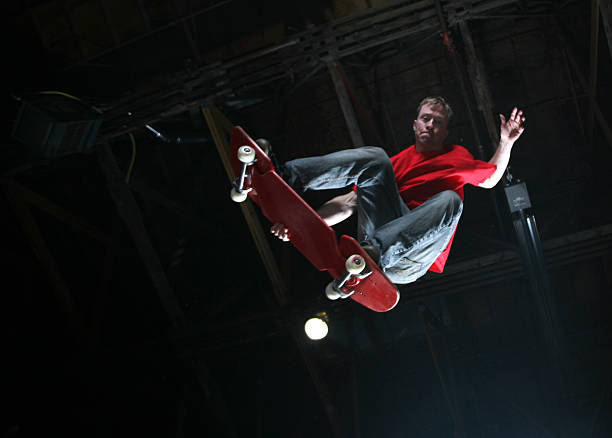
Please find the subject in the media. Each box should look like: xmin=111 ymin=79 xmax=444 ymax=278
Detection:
xmin=284 ymin=146 xmax=463 ymax=284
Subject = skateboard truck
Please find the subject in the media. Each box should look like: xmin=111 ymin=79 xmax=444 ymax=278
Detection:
xmin=326 ymin=254 xmax=373 ymax=300
xmin=230 ymin=145 xmax=256 ymax=202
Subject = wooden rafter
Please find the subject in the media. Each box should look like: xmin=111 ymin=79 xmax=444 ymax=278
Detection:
xmin=204 ymin=106 xmax=349 ymax=437
xmin=202 ymin=106 xmax=287 ymax=306
xmin=9 ymin=181 xmax=111 ymax=245
xmin=96 ymin=141 xmax=238 ymax=437
xmin=2 ymin=183 xmax=83 ymax=331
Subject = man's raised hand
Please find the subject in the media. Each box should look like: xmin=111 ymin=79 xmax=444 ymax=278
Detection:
xmin=499 ymin=107 xmax=526 ymax=145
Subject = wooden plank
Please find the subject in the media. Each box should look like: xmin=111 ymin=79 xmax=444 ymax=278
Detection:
xmin=96 ymin=142 xmax=186 ymax=328
xmin=212 ymin=106 xmax=236 ymax=135
xmin=59 ymin=0 xmax=88 ymax=59
xmin=202 ymin=106 xmax=287 ymax=305
xmin=3 ymin=183 xmax=83 ymax=331
xmin=172 ymin=0 xmax=200 ymax=63
xmin=10 ymin=182 xmax=110 ymax=245
xmin=205 ymin=106 xmax=347 ymax=437
xmin=98 ymin=0 xmax=120 ymax=45
xmin=601 ymin=0 xmax=612 ymax=62
xmin=328 ymin=61 xmax=365 ymax=147
xmin=459 ymin=21 xmax=499 ymax=146
xmin=588 ymin=0 xmax=601 ymax=138
xmin=99 ymin=1 xmax=524 ymax=141
xmin=563 ymin=37 xmax=612 ymax=149
xmin=126 ymin=179 xmax=209 ymax=233
xmin=136 ymin=0 xmax=151 ymax=31
xmin=96 ymin=141 xmax=239 ymax=436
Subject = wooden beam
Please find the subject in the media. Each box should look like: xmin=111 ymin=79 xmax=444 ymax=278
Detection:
xmin=8 ymin=181 xmax=111 ymax=245
xmin=2 ymin=183 xmax=83 ymax=331
xmin=136 ymin=0 xmax=151 ymax=31
xmin=292 ymin=334 xmax=345 ymax=438
xmin=349 ymin=317 xmax=362 ymax=438
xmin=96 ymin=141 xmax=238 ymax=437
xmin=98 ymin=0 xmax=120 ymax=45
xmin=59 ymin=0 xmax=88 ymax=60
xmin=173 ymin=0 xmax=201 ymax=64
xmin=562 ymin=35 xmax=612 ymax=150
xmin=456 ymin=18 xmax=511 ymax=240
xmin=96 ymin=142 xmax=186 ymax=328
xmin=588 ymin=0 xmax=601 ymax=138
xmin=458 ymin=21 xmax=499 ymax=148
xmin=327 ymin=61 xmax=365 ymax=147
xmin=204 ymin=106 xmax=347 ymax=437
xmin=89 ymin=214 xmax=121 ymax=344
xmin=126 ymin=179 xmax=209 ymax=233
xmin=601 ymin=0 xmax=612 ymax=62
xmin=202 ymin=106 xmax=287 ymax=306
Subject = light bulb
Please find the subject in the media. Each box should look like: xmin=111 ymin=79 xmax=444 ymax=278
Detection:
xmin=304 ymin=317 xmax=328 ymax=340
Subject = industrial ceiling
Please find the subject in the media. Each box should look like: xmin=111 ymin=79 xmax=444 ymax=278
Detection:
xmin=4 ymin=0 xmax=612 ymax=437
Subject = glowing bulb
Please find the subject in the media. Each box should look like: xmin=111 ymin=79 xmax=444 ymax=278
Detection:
xmin=304 ymin=317 xmax=328 ymax=340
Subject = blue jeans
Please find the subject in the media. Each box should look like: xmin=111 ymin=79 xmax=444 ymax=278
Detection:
xmin=284 ymin=147 xmax=463 ymax=284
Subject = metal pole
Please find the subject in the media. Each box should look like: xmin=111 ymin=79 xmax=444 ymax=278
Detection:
xmin=456 ymin=17 xmax=564 ymax=389
xmin=504 ymin=182 xmax=565 ymax=393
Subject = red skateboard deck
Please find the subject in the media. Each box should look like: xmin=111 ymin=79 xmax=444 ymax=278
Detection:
xmin=229 ymin=126 xmax=399 ymax=312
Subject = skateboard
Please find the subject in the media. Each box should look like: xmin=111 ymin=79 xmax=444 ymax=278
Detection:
xmin=229 ymin=126 xmax=399 ymax=312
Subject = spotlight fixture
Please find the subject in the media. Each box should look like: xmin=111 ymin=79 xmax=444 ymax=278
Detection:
xmin=304 ymin=312 xmax=329 ymax=340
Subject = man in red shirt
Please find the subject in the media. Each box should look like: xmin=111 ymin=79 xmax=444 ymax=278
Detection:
xmin=272 ymin=96 xmax=525 ymax=284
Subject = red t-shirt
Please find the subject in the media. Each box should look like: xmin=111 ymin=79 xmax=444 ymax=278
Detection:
xmin=390 ymin=144 xmax=496 ymax=273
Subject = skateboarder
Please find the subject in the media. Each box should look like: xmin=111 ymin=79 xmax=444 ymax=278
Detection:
xmin=271 ymin=96 xmax=526 ymax=285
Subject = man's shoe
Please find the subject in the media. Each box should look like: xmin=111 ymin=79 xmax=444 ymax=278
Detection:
xmin=361 ymin=241 xmax=381 ymax=266
xmin=255 ymin=138 xmax=271 ymax=154
xmin=255 ymin=138 xmax=283 ymax=169
xmin=256 ymin=138 xmax=302 ymax=192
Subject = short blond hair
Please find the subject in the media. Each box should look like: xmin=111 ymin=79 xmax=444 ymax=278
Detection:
xmin=416 ymin=96 xmax=453 ymax=122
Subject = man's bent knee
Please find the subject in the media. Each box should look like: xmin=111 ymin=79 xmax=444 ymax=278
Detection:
xmin=356 ymin=146 xmax=390 ymax=166
xmin=436 ymin=190 xmax=463 ymax=211
xmin=355 ymin=146 xmax=394 ymax=183
xmin=429 ymin=190 xmax=463 ymax=226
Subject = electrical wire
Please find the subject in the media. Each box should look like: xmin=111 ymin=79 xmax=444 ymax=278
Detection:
xmin=36 ymin=90 xmax=136 ymax=182
xmin=37 ymin=90 xmax=103 ymax=114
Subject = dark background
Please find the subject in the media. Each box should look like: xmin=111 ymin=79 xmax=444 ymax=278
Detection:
xmin=3 ymin=0 xmax=612 ymax=437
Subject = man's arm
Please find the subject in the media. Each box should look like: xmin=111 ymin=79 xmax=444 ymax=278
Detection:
xmin=270 ymin=191 xmax=357 ymax=241
xmin=316 ymin=190 xmax=358 ymax=226
xmin=478 ymin=107 xmax=526 ymax=189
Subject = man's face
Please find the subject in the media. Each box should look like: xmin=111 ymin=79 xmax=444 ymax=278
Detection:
xmin=413 ymin=103 xmax=450 ymax=151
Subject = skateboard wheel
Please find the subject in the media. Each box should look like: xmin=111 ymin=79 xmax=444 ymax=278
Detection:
xmin=230 ymin=187 xmax=248 ymax=202
xmin=346 ymin=254 xmax=366 ymax=275
xmin=325 ymin=282 xmax=341 ymax=300
xmin=237 ymin=145 xmax=256 ymax=163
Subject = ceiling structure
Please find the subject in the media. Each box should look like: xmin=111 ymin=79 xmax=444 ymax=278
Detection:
xmin=4 ymin=0 xmax=612 ymax=437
